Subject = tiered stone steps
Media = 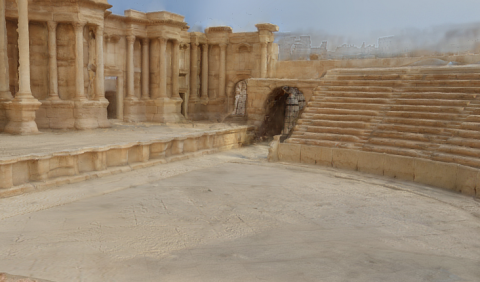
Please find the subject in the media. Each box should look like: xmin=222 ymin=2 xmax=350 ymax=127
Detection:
xmin=286 ymin=65 xmax=480 ymax=169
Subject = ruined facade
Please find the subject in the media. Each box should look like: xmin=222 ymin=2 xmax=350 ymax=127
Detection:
xmin=0 ymin=0 xmax=278 ymax=134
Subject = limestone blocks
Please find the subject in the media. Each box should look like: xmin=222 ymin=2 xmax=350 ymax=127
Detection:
xmin=271 ymin=143 xmax=480 ymax=198
xmin=0 ymin=126 xmax=255 ymax=198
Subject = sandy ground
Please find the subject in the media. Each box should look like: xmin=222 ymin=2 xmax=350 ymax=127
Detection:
xmin=0 ymin=121 xmax=246 ymax=160
xmin=0 ymin=144 xmax=479 ymax=282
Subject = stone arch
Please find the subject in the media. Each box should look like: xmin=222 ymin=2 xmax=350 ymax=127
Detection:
xmin=257 ymin=86 xmax=306 ymax=141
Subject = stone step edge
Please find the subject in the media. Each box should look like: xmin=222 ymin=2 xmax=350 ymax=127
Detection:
xmin=0 ymin=144 xmax=242 ymax=199
xmin=268 ymin=140 xmax=479 ymax=199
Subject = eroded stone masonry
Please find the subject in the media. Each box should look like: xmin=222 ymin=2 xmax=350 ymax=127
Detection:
xmin=1 ymin=0 xmax=480 ymax=199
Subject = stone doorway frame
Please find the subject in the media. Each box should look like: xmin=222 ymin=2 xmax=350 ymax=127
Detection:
xmin=105 ymin=69 xmax=124 ymax=121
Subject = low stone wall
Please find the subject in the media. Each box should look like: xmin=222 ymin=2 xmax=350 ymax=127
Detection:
xmin=274 ymin=54 xmax=480 ymax=80
xmin=269 ymin=141 xmax=479 ymax=198
xmin=0 ymin=126 xmax=253 ymax=198
xmin=246 ymin=78 xmax=322 ymax=127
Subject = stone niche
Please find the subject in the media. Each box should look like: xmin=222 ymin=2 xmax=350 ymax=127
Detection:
xmin=29 ymin=22 xmax=49 ymax=101
xmin=57 ymin=23 xmax=76 ymax=100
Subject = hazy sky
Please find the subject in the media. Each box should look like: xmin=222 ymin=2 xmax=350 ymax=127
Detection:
xmin=108 ymin=0 xmax=480 ymax=45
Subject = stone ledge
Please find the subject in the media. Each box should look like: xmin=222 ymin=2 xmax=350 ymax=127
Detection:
xmin=0 ymin=127 xmax=253 ymax=198
xmin=270 ymin=143 xmax=479 ymax=198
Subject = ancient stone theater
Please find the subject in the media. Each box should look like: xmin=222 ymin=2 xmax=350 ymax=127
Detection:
xmin=1 ymin=0 xmax=480 ymax=198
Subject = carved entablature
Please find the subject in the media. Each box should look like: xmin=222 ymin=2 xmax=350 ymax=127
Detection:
xmin=205 ymin=26 xmax=233 ymax=34
xmin=255 ymin=23 xmax=279 ymax=32
xmin=105 ymin=34 xmax=121 ymax=44
xmin=148 ymin=19 xmax=188 ymax=29
xmin=237 ymin=43 xmax=252 ymax=53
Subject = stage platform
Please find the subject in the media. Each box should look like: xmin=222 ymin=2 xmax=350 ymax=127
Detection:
xmin=0 ymin=121 xmax=255 ymax=198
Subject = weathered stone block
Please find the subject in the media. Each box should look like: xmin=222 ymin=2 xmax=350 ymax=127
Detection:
xmin=29 ymin=158 xmax=50 ymax=181
xmin=128 ymin=145 xmax=149 ymax=164
xmin=48 ymin=156 xmax=78 ymax=179
xmin=106 ymin=148 xmax=128 ymax=167
xmin=414 ymin=159 xmax=458 ymax=190
xmin=301 ymin=145 xmax=332 ymax=167
xmin=12 ymin=161 xmax=29 ymax=186
xmin=77 ymin=153 xmax=95 ymax=173
xmin=456 ymin=165 xmax=478 ymax=196
xmin=332 ymin=148 xmax=358 ymax=170
xmin=384 ymin=154 xmax=415 ymax=181
xmin=357 ymin=151 xmax=384 ymax=176
xmin=150 ymin=141 xmax=170 ymax=159
xmin=0 ymin=164 xmax=13 ymax=189
xmin=278 ymin=143 xmax=301 ymax=163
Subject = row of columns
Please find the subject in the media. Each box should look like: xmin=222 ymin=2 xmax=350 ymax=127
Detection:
xmin=189 ymin=43 xmax=228 ymax=101
xmin=126 ymin=36 xmax=183 ymax=101
xmin=0 ymin=0 xmax=105 ymax=104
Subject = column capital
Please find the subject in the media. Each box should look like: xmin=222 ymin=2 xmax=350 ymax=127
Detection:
xmin=219 ymin=43 xmax=228 ymax=49
xmin=73 ymin=21 xmax=85 ymax=32
xmin=158 ymin=37 xmax=167 ymax=44
xmin=47 ymin=21 xmax=57 ymax=32
xmin=142 ymin=38 xmax=150 ymax=45
xmin=96 ymin=25 xmax=104 ymax=34
xmin=260 ymin=42 xmax=268 ymax=47
xmin=126 ymin=35 xmax=136 ymax=44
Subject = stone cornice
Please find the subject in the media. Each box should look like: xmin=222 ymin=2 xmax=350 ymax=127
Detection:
xmin=255 ymin=23 xmax=279 ymax=32
xmin=78 ymin=0 xmax=113 ymax=10
xmin=205 ymin=26 xmax=233 ymax=34
xmin=106 ymin=13 xmax=189 ymax=29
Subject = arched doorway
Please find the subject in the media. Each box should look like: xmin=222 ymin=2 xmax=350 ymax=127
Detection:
xmin=258 ymin=86 xmax=306 ymax=141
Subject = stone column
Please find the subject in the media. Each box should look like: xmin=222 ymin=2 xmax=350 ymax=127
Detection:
xmin=4 ymin=0 xmax=41 ymax=134
xmin=219 ymin=43 xmax=227 ymax=99
xmin=172 ymin=40 xmax=180 ymax=99
xmin=47 ymin=21 xmax=59 ymax=100
xmin=141 ymin=38 xmax=149 ymax=100
xmin=117 ymin=75 xmax=124 ymax=120
xmin=95 ymin=25 xmax=106 ymax=101
xmin=159 ymin=37 xmax=167 ymax=98
xmin=74 ymin=22 xmax=87 ymax=101
xmin=260 ymin=42 xmax=268 ymax=78
xmin=185 ymin=43 xmax=191 ymax=118
xmin=0 ymin=0 xmax=12 ymax=101
xmin=201 ymin=43 xmax=208 ymax=101
xmin=190 ymin=43 xmax=198 ymax=101
xmin=126 ymin=35 xmax=136 ymax=100
xmin=16 ymin=0 xmax=33 ymax=100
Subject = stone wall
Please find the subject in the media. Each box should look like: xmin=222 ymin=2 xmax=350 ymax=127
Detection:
xmin=274 ymin=54 xmax=480 ymax=80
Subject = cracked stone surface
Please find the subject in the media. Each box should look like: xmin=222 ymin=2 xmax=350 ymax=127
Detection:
xmin=0 ymin=145 xmax=479 ymax=282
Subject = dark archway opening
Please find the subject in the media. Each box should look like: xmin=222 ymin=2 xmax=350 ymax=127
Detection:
xmin=258 ymin=87 xmax=288 ymax=141
xmin=258 ymin=86 xmax=306 ymax=142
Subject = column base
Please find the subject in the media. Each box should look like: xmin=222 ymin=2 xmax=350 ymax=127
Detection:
xmin=146 ymin=97 xmax=186 ymax=123
xmin=0 ymin=100 xmax=9 ymax=132
xmin=124 ymin=99 xmax=146 ymax=122
xmin=36 ymin=100 xmax=75 ymax=129
xmin=4 ymin=96 xmax=42 ymax=135
xmin=74 ymin=100 xmax=111 ymax=130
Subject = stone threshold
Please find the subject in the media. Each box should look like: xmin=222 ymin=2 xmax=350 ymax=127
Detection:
xmin=0 ymin=126 xmax=254 ymax=198
xmin=269 ymin=138 xmax=480 ymax=199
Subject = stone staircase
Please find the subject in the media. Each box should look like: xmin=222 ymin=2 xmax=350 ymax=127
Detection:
xmin=286 ymin=65 xmax=480 ymax=169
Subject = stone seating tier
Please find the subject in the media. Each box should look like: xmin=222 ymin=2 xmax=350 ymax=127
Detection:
xmin=286 ymin=65 xmax=480 ymax=176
